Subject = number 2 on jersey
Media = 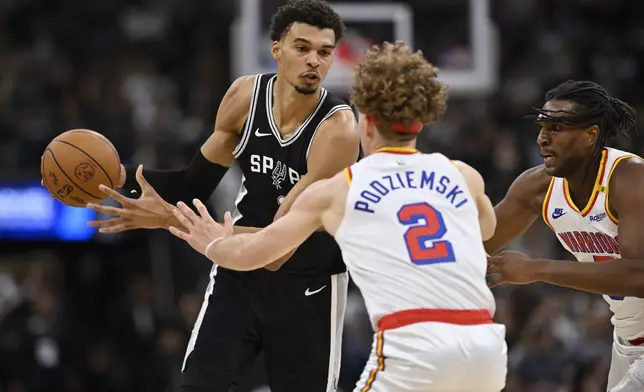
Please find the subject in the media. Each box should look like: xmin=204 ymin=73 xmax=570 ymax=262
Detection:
xmin=397 ymin=202 xmax=456 ymax=265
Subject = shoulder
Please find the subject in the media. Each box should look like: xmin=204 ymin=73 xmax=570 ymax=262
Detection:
xmin=295 ymin=171 xmax=347 ymax=210
xmin=324 ymin=91 xmax=352 ymax=110
xmin=216 ymin=75 xmax=261 ymax=132
xmin=451 ymin=160 xmax=485 ymax=195
xmin=610 ymin=155 xmax=644 ymax=182
xmin=505 ymin=165 xmax=552 ymax=212
xmin=608 ymin=156 xmax=644 ymax=207
xmin=512 ymin=165 xmax=551 ymax=193
xmin=311 ymin=107 xmax=359 ymax=150
xmin=319 ymin=91 xmax=356 ymax=130
xmin=225 ymin=75 xmax=259 ymax=103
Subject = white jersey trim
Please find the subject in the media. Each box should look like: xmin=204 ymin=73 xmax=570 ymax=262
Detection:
xmin=326 ymin=272 xmax=348 ymax=392
xmin=265 ymin=74 xmax=328 ymax=147
xmin=305 ymin=104 xmax=354 ymax=159
xmin=233 ymin=74 xmax=262 ymax=158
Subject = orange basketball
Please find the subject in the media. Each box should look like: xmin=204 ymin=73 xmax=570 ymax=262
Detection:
xmin=41 ymin=129 xmax=121 ymax=207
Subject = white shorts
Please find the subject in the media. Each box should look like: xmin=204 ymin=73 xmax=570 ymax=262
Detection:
xmin=608 ymin=332 xmax=644 ymax=391
xmin=353 ymin=322 xmax=507 ymax=392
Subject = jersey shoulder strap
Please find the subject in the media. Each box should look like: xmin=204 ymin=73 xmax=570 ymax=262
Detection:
xmin=233 ymin=73 xmax=275 ymax=157
xmin=304 ymin=91 xmax=354 ymax=158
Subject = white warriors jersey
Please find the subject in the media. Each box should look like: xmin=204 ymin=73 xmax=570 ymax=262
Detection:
xmin=542 ymin=147 xmax=644 ymax=339
xmin=334 ymin=147 xmax=496 ymax=330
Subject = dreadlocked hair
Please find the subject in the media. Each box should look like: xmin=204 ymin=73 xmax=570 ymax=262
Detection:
xmin=534 ymin=80 xmax=637 ymax=157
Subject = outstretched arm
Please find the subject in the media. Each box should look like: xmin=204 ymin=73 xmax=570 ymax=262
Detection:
xmin=120 ymin=75 xmax=254 ymax=203
xmin=483 ymin=166 xmax=550 ymax=254
xmin=170 ymin=178 xmax=336 ymax=271
xmin=259 ymin=108 xmax=357 ymax=270
xmin=488 ymin=158 xmax=644 ymax=297
xmin=88 ymin=76 xmax=255 ymax=232
xmin=273 ymin=109 xmax=358 ymax=220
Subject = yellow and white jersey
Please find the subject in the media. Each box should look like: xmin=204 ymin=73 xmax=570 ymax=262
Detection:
xmin=542 ymin=147 xmax=644 ymax=340
xmin=334 ymin=147 xmax=496 ymax=331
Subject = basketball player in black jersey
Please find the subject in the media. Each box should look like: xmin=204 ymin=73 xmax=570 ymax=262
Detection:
xmin=84 ymin=1 xmax=359 ymax=391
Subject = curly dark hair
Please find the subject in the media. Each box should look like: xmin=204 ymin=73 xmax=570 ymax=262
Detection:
xmin=269 ymin=0 xmax=345 ymax=43
xmin=351 ymin=41 xmax=449 ymax=141
xmin=532 ymin=80 xmax=637 ymax=156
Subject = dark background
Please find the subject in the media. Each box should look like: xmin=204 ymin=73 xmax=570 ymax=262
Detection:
xmin=2 ymin=1 xmax=644 ymax=391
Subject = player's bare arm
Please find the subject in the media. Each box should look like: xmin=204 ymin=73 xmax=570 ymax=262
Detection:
xmin=87 ymin=75 xmax=255 ymax=232
xmin=257 ymin=109 xmax=357 ymax=270
xmin=488 ymin=157 xmax=644 ymax=297
xmin=169 ymin=172 xmax=348 ymax=271
xmin=483 ymin=165 xmax=551 ymax=254
xmin=231 ymin=108 xmax=357 ymax=236
xmin=274 ymin=109 xmax=358 ymax=220
xmin=452 ymin=160 xmax=496 ymax=241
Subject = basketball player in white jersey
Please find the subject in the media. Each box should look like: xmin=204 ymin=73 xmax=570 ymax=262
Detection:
xmin=166 ymin=41 xmax=508 ymax=392
xmin=484 ymin=80 xmax=644 ymax=391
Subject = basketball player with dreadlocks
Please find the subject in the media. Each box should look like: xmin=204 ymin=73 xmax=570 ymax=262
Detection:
xmin=484 ymin=80 xmax=644 ymax=391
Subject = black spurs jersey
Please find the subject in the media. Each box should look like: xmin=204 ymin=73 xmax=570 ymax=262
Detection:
xmin=232 ymin=73 xmax=353 ymax=275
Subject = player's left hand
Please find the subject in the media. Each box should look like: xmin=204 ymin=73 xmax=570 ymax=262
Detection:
xmin=486 ymin=250 xmax=539 ymax=287
xmin=168 ymin=199 xmax=234 ymax=256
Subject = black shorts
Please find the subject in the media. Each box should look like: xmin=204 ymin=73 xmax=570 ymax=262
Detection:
xmin=181 ymin=266 xmax=348 ymax=392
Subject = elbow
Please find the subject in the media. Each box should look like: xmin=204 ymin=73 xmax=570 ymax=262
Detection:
xmin=627 ymin=277 xmax=644 ymax=298
xmin=210 ymin=252 xmax=255 ymax=271
xmin=264 ymin=260 xmax=284 ymax=271
xmin=614 ymin=264 xmax=644 ymax=298
xmin=481 ymin=226 xmax=495 ymax=242
xmin=481 ymin=218 xmax=497 ymax=242
xmin=263 ymin=247 xmax=298 ymax=272
xmin=233 ymin=251 xmax=274 ymax=271
xmin=229 ymin=254 xmax=260 ymax=271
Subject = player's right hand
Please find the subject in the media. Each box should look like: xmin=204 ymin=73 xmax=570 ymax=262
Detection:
xmin=87 ymin=165 xmax=175 ymax=233
xmin=486 ymin=250 xmax=539 ymax=287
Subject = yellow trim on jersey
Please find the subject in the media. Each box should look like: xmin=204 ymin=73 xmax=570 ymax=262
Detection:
xmin=375 ymin=146 xmax=419 ymax=154
xmin=604 ymin=154 xmax=639 ymax=224
xmin=360 ymin=330 xmax=385 ymax=392
xmin=562 ymin=149 xmax=607 ymax=216
xmin=541 ymin=177 xmax=556 ymax=231
xmin=344 ymin=167 xmax=353 ymax=186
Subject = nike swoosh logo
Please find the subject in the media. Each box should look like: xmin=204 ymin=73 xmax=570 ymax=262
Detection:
xmin=255 ymin=128 xmax=272 ymax=137
xmin=304 ymin=285 xmax=327 ymax=296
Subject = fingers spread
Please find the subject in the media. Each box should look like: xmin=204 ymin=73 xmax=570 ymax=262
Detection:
xmin=98 ymin=224 xmax=131 ymax=233
xmin=87 ymin=204 xmax=132 ymax=217
xmin=177 ymin=202 xmax=200 ymax=225
xmin=224 ymin=211 xmax=232 ymax=225
xmin=87 ymin=217 xmax=124 ymax=228
xmin=172 ymin=206 xmax=194 ymax=230
xmin=193 ymin=199 xmax=212 ymax=221
xmin=98 ymin=185 xmax=133 ymax=206
xmin=168 ymin=226 xmax=190 ymax=240
xmin=135 ymin=164 xmax=153 ymax=191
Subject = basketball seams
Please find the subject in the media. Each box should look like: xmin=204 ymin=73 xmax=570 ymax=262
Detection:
xmin=62 ymin=130 xmax=121 ymax=173
xmin=51 ymin=139 xmax=115 ymax=189
xmin=41 ymin=149 xmax=68 ymax=205
xmin=46 ymin=146 xmax=105 ymax=200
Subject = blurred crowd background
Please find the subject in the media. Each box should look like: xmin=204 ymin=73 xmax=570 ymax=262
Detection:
xmin=2 ymin=0 xmax=644 ymax=391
